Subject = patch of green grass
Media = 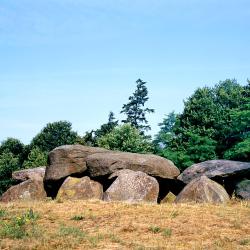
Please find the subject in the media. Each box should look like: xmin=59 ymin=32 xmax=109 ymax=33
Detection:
xmin=162 ymin=228 xmax=172 ymax=237
xmin=0 ymin=209 xmax=40 ymax=239
xmin=87 ymin=233 xmax=105 ymax=247
xmin=148 ymin=226 xmax=162 ymax=234
xmin=0 ymin=209 xmax=7 ymax=218
xmin=239 ymin=238 xmax=250 ymax=246
xmin=59 ymin=225 xmax=86 ymax=239
xmin=71 ymin=215 xmax=84 ymax=221
xmin=148 ymin=226 xmax=172 ymax=237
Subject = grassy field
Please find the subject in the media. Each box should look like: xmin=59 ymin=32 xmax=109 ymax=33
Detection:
xmin=0 ymin=200 xmax=249 ymax=250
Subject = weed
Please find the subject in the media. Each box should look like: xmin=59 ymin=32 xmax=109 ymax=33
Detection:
xmin=149 ymin=226 xmax=162 ymax=234
xmin=162 ymin=228 xmax=172 ymax=237
xmin=0 ymin=209 xmax=6 ymax=218
xmin=239 ymin=238 xmax=250 ymax=245
xmin=25 ymin=208 xmax=39 ymax=220
xmin=0 ymin=209 xmax=39 ymax=239
xmin=71 ymin=215 xmax=84 ymax=221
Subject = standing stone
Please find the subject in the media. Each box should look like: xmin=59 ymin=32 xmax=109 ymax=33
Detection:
xmin=12 ymin=167 xmax=46 ymax=182
xmin=86 ymin=151 xmax=180 ymax=179
xmin=56 ymin=176 xmax=103 ymax=200
xmin=0 ymin=180 xmax=47 ymax=202
xmin=104 ymin=169 xmax=159 ymax=203
xmin=175 ymin=176 xmax=230 ymax=203
xmin=235 ymin=179 xmax=250 ymax=200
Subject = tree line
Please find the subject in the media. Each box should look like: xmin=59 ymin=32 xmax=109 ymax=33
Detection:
xmin=0 ymin=78 xmax=249 ymax=194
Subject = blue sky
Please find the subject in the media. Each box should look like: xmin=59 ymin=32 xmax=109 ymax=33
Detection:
xmin=0 ymin=0 xmax=249 ymax=144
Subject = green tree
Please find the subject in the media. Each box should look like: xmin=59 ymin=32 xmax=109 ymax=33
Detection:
xmin=223 ymin=85 xmax=250 ymax=160
xmin=0 ymin=138 xmax=25 ymax=156
xmin=224 ymin=136 xmax=250 ymax=161
xmin=22 ymin=147 xmax=48 ymax=169
xmin=97 ymin=123 xmax=153 ymax=153
xmin=153 ymin=112 xmax=177 ymax=151
xmin=156 ymin=79 xmax=249 ymax=170
xmin=82 ymin=112 xmax=118 ymax=146
xmin=30 ymin=121 xmax=78 ymax=152
xmin=0 ymin=152 xmax=20 ymax=195
xmin=121 ymin=79 xmax=154 ymax=133
xmin=94 ymin=112 xmax=119 ymax=140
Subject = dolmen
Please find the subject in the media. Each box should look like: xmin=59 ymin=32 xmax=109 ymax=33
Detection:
xmin=1 ymin=145 xmax=249 ymax=203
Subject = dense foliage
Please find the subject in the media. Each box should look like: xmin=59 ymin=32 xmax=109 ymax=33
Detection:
xmin=30 ymin=121 xmax=78 ymax=152
xmin=97 ymin=123 xmax=153 ymax=153
xmin=154 ymin=79 xmax=250 ymax=170
xmin=22 ymin=147 xmax=48 ymax=169
xmin=0 ymin=153 xmax=20 ymax=194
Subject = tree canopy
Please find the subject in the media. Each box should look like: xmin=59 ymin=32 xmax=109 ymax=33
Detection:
xmin=30 ymin=121 xmax=78 ymax=152
xmin=155 ymin=79 xmax=250 ymax=170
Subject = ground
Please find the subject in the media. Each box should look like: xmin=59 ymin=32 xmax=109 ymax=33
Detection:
xmin=0 ymin=200 xmax=249 ymax=250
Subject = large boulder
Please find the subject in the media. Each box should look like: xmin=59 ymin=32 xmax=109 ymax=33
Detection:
xmin=56 ymin=176 xmax=103 ymax=201
xmin=178 ymin=160 xmax=250 ymax=184
xmin=0 ymin=180 xmax=47 ymax=202
xmin=235 ymin=179 xmax=250 ymax=200
xmin=86 ymin=151 xmax=180 ymax=179
xmin=175 ymin=176 xmax=230 ymax=203
xmin=104 ymin=169 xmax=159 ymax=203
xmin=12 ymin=167 xmax=46 ymax=182
xmin=45 ymin=145 xmax=109 ymax=182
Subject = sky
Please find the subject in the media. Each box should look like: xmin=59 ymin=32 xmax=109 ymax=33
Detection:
xmin=0 ymin=0 xmax=249 ymax=144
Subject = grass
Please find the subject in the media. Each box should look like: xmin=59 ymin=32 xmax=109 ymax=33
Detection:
xmin=71 ymin=215 xmax=85 ymax=221
xmin=0 ymin=200 xmax=249 ymax=249
xmin=0 ymin=209 xmax=40 ymax=239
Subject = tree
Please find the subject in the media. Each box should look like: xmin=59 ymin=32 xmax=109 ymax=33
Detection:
xmin=0 ymin=138 xmax=25 ymax=156
xmin=223 ymin=85 xmax=250 ymax=160
xmin=94 ymin=111 xmax=119 ymax=139
xmin=153 ymin=112 xmax=177 ymax=151
xmin=121 ymin=79 xmax=154 ymax=133
xmin=155 ymin=79 xmax=250 ymax=170
xmin=224 ymin=136 xmax=250 ymax=161
xmin=82 ymin=112 xmax=118 ymax=146
xmin=30 ymin=121 xmax=78 ymax=152
xmin=0 ymin=152 xmax=20 ymax=195
xmin=97 ymin=123 xmax=153 ymax=153
xmin=22 ymin=147 xmax=48 ymax=169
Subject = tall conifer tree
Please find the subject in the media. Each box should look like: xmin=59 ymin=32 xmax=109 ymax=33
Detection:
xmin=121 ymin=79 xmax=154 ymax=133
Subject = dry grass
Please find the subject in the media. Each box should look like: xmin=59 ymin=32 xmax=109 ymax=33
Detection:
xmin=0 ymin=199 xmax=249 ymax=250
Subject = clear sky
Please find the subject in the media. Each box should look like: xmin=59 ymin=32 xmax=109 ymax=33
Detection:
xmin=0 ymin=0 xmax=249 ymax=144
